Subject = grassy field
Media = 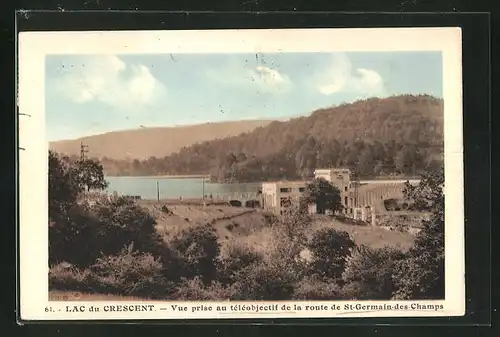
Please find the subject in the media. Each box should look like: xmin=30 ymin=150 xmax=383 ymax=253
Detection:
xmin=140 ymin=201 xmax=416 ymax=250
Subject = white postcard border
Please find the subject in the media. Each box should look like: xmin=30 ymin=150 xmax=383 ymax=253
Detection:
xmin=18 ymin=27 xmax=464 ymax=320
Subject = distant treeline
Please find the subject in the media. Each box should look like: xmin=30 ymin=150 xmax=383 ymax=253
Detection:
xmin=98 ymin=94 xmax=444 ymax=182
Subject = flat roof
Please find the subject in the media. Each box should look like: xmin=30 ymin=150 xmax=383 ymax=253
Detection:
xmin=262 ymin=180 xmax=310 ymax=185
xmin=314 ymin=168 xmax=351 ymax=172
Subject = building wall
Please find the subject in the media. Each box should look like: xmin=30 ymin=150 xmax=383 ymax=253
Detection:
xmin=314 ymin=168 xmax=351 ymax=192
xmin=262 ymin=181 xmax=308 ymax=214
xmin=262 ymin=168 xmax=359 ymax=215
xmin=314 ymin=168 xmax=352 ymax=209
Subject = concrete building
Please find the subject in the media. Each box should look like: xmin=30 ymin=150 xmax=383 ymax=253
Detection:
xmin=314 ymin=168 xmax=355 ymax=210
xmin=314 ymin=168 xmax=351 ymax=192
xmin=260 ymin=167 xmax=408 ymax=228
xmin=261 ymin=180 xmax=308 ymax=215
xmin=261 ymin=168 xmax=354 ymax=215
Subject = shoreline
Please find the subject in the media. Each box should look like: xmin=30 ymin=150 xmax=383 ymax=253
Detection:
xmin=105 ymin=174 xmax=211 ymax=179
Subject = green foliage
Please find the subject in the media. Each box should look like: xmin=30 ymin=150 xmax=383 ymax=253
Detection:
xmin=74 ymin=158 xmax=109 ymax=192
xmin=216 ymin=241 xmax=264 ymax=285
xmin=231 ymin=261 xmax=299 ymax=300
xmin=293 ymin=275 xmax=346 ymax=300
xmin=226 ymin=211 xmax=312 ymax=300
xmin=90 ymin=244 xmax=174 ymax=298
xmin=342 ymin=245 xmax=406 ymax=300
xmin=307 ymin=228 xmax=356 ymax=281
xmin=394 ymin=167 xmax=445 ymax=299
xmin=49 ymin=148 xmax=445 ymax=301
xmin=49 ymin=263 xmax=97 ymax=292
xmin=168 ymin=224 xmax=221 ymax=285
xmin=49 ymin=248 xmax=176 ymax=299
xmin=99 ymin=95 xmax=444 ymax=180
xmin=48 ymin=151 xmax=82 ymax=219
xmin=169 ymin=277 xmax=236 ymax=301
xmin=49 ymin=193 xmax=163 ymax=268
xmin=303 ymin=178 xmax=343 ymax=214
xmin=404 ymin=167 xmax=444 ymax=212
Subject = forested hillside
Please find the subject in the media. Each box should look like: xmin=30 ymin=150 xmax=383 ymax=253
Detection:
xmin=49 ymin=120 xmax=273 ymax=160
xmin=100 ymin=94 xmax=444 ymax=182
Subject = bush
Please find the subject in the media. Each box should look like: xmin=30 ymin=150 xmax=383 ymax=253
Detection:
xmin=216 ymin=241 xmax=264 ymax=285
xmin=49 ymin=195 xmax=163 ymax=268
xmin=307 ymin=228 xmax=356 ymax=281
xmin=394 ymin=168 xmax=445 ymax=299
xmin=49 ymin=263 xmax=98 ymax=292
xmin=90 ymin=245 xmax=175 ymax=298
xmin=169 ymin=277 xmax=236 ymax=301
xmin=293 ymin=275 xmax=346 ymax=300
xmin=232 ymin=261 xmax=299 ymax=300
xmin=342 ymin=245 xmax=406 ymax=300
xmin=168 ymin=224 xmax=221 ymax=285
xmin=392 ymin=248 xmax=444 ymax=300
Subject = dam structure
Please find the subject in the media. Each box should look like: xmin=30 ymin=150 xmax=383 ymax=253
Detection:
xmin=261 ymin=168 xmax=416 ymax=226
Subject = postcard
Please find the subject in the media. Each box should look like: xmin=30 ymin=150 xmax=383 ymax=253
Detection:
xmin=18 ymin=27 xmax=464 ymax=321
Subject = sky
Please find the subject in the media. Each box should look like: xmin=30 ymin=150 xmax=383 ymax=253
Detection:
xmin=45 ymin=51 xmax=442 ymax=141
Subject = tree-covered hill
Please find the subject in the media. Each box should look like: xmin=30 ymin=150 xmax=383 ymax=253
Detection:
xmin=99 ymin=94 xmax=444 ymax=181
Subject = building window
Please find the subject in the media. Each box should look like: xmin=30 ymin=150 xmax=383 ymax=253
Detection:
xmin=344 ymin=186 xmax=348 ymax=191
xmin=298 ymin=187 xmax=305 ymax=192
xmin=280 ymin=187 xmax=291 ymax=193
xmin=344 ymin=196 xmax=348 ymax=206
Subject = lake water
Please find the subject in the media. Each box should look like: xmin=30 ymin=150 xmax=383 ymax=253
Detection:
xmin=105 ymin=176 xmax=262 ymax=200
xmin=105 ymin=176 xmax=419 ymax=200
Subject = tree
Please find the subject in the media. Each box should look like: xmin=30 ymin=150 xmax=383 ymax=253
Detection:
xmin=96 ymin=95 xmax=444 ymax=181
xmin=342 ymin=245 xmax=406 ymax=299
xmin=303 ymin=178 xmax=343 ymax=214
xmin=358 ymin=147 xmax=376 ymax=177
xmin=307 ymin=228 xmax=356 ymax=281
xmin=49 ymin=196 xmax=163 ymax=267
xmin=48 ymin=151 xmax=82 ymax=217
xmin=393 ymin=167 xmax=445 ymax=299
xmin=74 ymin=158 xmax=109 ymax=192
xmin=169 ymin=224 xmax=221 ymax=285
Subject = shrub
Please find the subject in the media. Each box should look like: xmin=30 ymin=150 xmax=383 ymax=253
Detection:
xmin=293 ymin=275 xmax=345 ymax=300
xmin=342 ymin=245 xmax=406 ymax=300
xmin=232 ymin=261 xmax=299 ymax=300
xmin=49 ymin=195 xmax=163 ymax=268
xmin=394 ymin=168 xmax=445 ymax=299
xmin=307 ymin=228 xmax=356 ymax=281
xmin=90 ymin=244 xmax=175 ymax=298
xmin=168 ymin=224 xmax=221 ymax=285
xmin=169 ymin=277 xmax=236 ymax=301
xmin=49 ymin=263 xmax=98 ymax=292
xmin=216 ymin=241 xmax=264 ymax=285
xmin=392 ymin=242 xmax=444 ymax=300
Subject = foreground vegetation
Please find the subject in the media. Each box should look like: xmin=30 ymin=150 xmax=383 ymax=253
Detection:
xmin=49 ymin=151 xmax=444 ymax=301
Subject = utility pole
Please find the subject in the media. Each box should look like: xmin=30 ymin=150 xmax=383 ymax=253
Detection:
xmin=202 ymin=175 xmax=206 ymax=207
xmin=156 ymin=181 xmax=160 ymax=202
xmin=80 ymin=141 xmax=89 ymax=161
xmin=353 ymin=167 xmax=360 ymax=208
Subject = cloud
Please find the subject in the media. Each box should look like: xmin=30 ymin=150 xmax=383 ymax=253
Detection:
xmin=249 ymin=66 xmax=292 ymax=93
xmin=206 ymin=62 xmax=292 ymax=94
xmin=315 ymin=53 xmax=386 ymax=98
xmin=53 ymin=55 xmax=166 ymax=109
